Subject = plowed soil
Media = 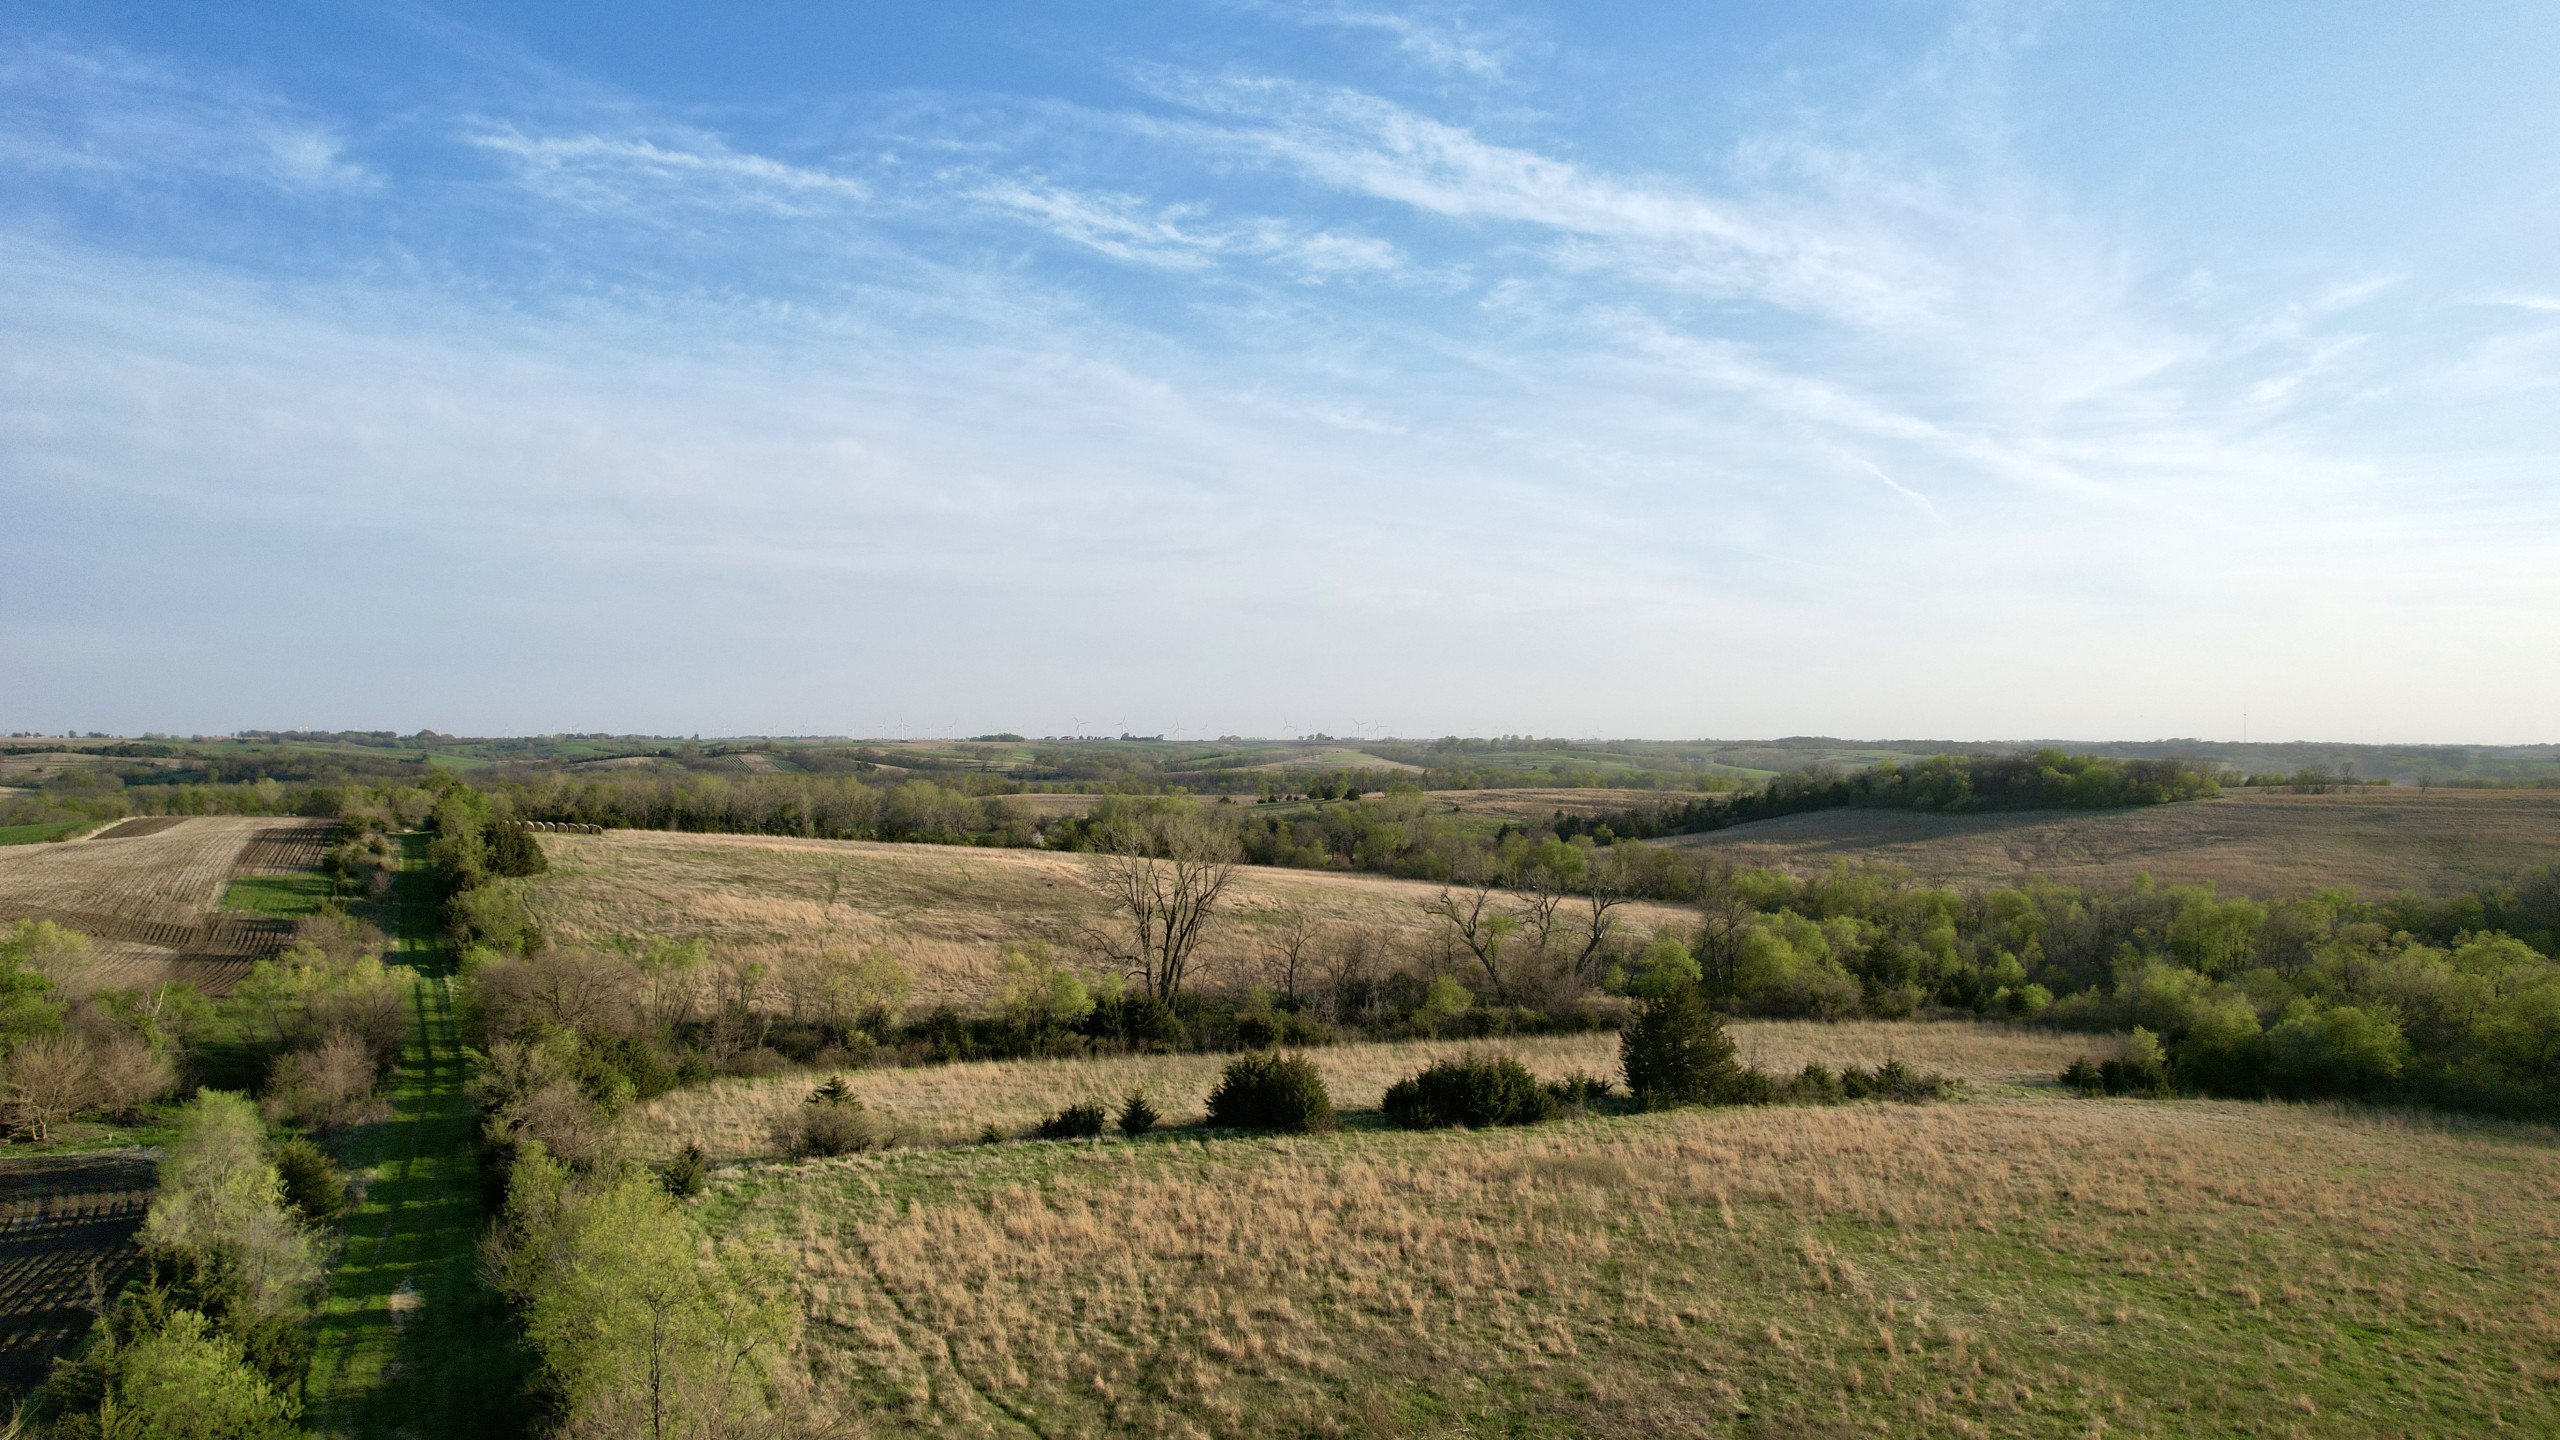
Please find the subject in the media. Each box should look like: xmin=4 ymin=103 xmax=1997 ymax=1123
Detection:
xmin=0 ymin=1152 xmax=154 ymax=1405
xmin=0 ymin=817 xmax=334 ymax=996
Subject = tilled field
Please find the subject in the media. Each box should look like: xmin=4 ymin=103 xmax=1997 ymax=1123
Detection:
xmin=0 ymin=817 xmax=333 ymax=996
xmin=0 ymin=1152 xmax=154 ymax=1407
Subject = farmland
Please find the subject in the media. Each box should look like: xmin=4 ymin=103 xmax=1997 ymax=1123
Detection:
xmin=0 ymin=816 xmax=335 ymax=996
xmin=1674 ymin=787 xmax=2560 ymax=897
xmin=513 ymin=829 xmax=1702 ymax=1010
xmin=701 ymin=1093 xmax=2560 ymax=1438
xmin=0 ymin=1152 xmax=155 ymax=1405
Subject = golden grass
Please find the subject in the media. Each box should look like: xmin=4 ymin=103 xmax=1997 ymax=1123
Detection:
xmin=1674 ymin=787 xmax=2560 ymax=896
xmin=708 ymin=1098 xmax=2560 ymax=1437
xmin=516 ymin=830 xmax=1700 ymax=1011
xmin=634 ymin=1021 xmax=2114 ymax=1161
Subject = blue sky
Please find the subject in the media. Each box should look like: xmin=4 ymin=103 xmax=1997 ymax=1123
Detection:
xmin=4 ymin=2 xmax=2556 ymax=741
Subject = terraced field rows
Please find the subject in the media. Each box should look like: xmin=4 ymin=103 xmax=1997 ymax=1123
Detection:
xmin=0 ymin=1153 xmax=155 ymax=1407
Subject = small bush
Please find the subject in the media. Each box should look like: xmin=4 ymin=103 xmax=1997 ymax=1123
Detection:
xmin=1785 ymin=1062 xmax=1846 ymax=1104
xmin=1840 ymin=1059 xmax=1950 ymax=1102
xmin=1205 ymin=1052 xmax=1335 ymax=1133
xmin=2060 ymin=1057 xmax=2103 ymax=1095
xmin=977 ymin=1123 xmax=1004 ymax=1145
xmin=272 ymin=1137 xmax=349 ymax=1225
xmin=663 ymin=1143 xmax=708 ymax=1198
xmin=778 ymin=1091 xmax=885 ymax=1157
xmin=1117 ymin=1090 xmax=1159 ymax=1138
xmin=807 ymin=1074 xmax=854 ymax=1106
xmin=1383 ymin=1053 xmax=1560 ymax=1129
xmin=1544 ymin=1071 xmax=1615 ymax=1110
xmin=1035 ymin=1101 xmax=1108 ymax=1140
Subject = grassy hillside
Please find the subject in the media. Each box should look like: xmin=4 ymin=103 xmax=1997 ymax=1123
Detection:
xmin=512 ymin=829 xmax=1701 ymax=1010
xmin=633 ymin=1021 xmax=2106 ymax=1161
xmin=1672 ymin=787 xmax=2560 ymax=896
xmin=696 ymin=1092 xmax=2560 ymax=1437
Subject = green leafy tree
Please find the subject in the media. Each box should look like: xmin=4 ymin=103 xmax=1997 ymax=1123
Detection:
xmin=43 ymin=1308 xmax=300 ymax=1440
xmin=1626 ymin=931 xmax=1701 ymax=999
xmin=518 ymin=1171 xmax=798 ymax=1440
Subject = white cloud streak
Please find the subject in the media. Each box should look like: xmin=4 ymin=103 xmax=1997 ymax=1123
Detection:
xmin=0 ymin=40 xmax=371 ymax=192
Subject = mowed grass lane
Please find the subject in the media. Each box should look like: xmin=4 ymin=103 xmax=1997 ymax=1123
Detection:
xmin=304 ymin=834 xmax=526 ymax=1438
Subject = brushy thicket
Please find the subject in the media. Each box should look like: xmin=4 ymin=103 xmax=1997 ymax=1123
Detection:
xmin=1034 ymin=1100 xmax=1108 ymax=1140
xmin=777 ymin=1076 xmax=888 ymax=1157
xmin=1205 ymin=1053 xmax=1336 ymax=1133
xmin=1382 ymin=1054 xmax=1559 ymax=1129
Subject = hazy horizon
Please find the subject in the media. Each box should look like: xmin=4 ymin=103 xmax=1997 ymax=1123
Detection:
xmin=12 ymin=727 xmax=2560 ymax=752
xmin=7 ymin=3 xmax=2557 ymax=742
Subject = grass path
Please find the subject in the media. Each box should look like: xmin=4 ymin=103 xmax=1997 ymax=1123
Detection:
xmin=304 ymin=835 xmax=526 ymax=1438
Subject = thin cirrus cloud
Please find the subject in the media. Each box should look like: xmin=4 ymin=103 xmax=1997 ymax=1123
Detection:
xmin=1 ymin=6 xmax=2555 ymax=740
xmin=464 ymin=126 xmax=870 ymax=216
xmin=0 ymin=40 xmax=370 ymax=192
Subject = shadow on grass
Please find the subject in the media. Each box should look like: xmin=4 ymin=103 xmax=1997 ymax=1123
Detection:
xmin=305 ymin=834 xmax=530 ymax=1439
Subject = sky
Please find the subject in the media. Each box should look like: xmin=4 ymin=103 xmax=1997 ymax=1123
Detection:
xmin=4 ymin=2 xmax=2557 ymax=743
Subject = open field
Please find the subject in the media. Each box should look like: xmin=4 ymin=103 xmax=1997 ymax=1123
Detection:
xmin=0 ymin=821 xmax=99 ymax=847
xmin=0 ymin=816 xmax=336 ymax=996
xmin=515 ymin=831 xmax=1702 ymax=1011
xmin=1423 ymin=787 xmax=1697 ymax=823
xmin=636 ymin=1020 xmax=2115 ymax=1161
xmin=704 ymin=1097 xmax=2560 ymax=1438
xmin=0 ymin=1152 xmax=155 ymax=1408
xmin=1675 ymin=787 xmax=2560 ymax=896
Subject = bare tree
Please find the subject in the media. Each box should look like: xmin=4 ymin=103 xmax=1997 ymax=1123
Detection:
xmin=1691 ymin=862 xmax=1757 ymax=997
xmin=1263 ymin=908 xmax=1323 ymax=1003
xmin=1423 ymin=880 xmax=1518 ymax=1002
xmin=2 ymin=1034 xmax=96 ymax=1143
xmin=1083 ymin=809 xmax=1240 ymax=1002
xmin=1512 ymin=862 xmax=1568 ymax=957
xmin=1318 ymin=922 xmax=1388 ymax=1023
xmin=1570 ymin=848 xmax=1634 ymax=983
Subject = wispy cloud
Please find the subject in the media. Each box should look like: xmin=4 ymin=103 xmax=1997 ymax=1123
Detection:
xmin=0 ymin=39 xmax=371 ymax=192
xmin=965 ymin=177 xmax=1403 ymax=277
xmin=466 ymin=126 xmax=868 ymax=216
xmin=3 ymin=8 xmax=2554 ymax=738
xmin=1259 ymin=3 xmax=1525 ymax=80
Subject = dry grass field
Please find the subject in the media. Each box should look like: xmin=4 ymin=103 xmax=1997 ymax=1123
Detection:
xmin=0 ymin=816 xmax=334 ymax=996
xmin=704 ymin=1098 xmax=2560 ymax=1438
xmin=1674 ymin=787 xmax=2560 ymax=896
xmin=515 ymin=831 xmax=1703 ymax=1011
xmin=636 ymin=1022 xmax=2111 ymax=1161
